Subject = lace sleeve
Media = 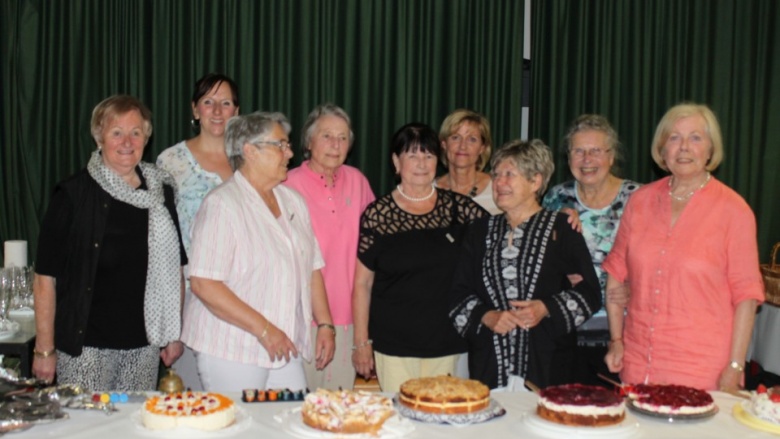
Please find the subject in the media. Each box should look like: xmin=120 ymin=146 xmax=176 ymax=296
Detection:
xmin=453 ymin=192 xmax=488 ymax=224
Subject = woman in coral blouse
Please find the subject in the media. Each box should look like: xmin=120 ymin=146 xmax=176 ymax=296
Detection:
xmin=603 ymin=103 xmax=764 ymax=391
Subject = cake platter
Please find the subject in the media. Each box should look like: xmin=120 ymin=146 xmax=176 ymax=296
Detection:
xmin=732 ymin=401 xmax=780 ymax=434
xmin=625 ymin=399 xmax=718 ymax=422
xmin=131 ymin=406 xmax=251 ymax=438
xmin=274 ymin=407 xmax=415 ymax=439
xmin=520 ymin=411 xmax=640 ymax=439
xmin=393 ymin=396 xmax=505 ymax=425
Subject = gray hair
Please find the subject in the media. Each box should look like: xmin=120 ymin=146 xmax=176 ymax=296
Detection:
xmin=225 ymin=112 xmax=291 ymax=171
xmin=300 ymin=104 xmax=354 ymax=159
xmin=563 ymin=114 xmax=623 ymax=175
xmin=491 ymin=139 xmax=555 ymax=200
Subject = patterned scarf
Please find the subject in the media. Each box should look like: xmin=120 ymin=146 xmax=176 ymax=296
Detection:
xmin=87 ymin=151 xmax=181 ymax=347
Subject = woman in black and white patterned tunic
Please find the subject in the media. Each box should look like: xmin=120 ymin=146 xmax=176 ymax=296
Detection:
xmin=450 ymin=139 xmax=601 ymax=390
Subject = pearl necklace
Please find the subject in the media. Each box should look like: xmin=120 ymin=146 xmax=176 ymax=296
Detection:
xmin=397 ymin=184 xmax=436 ymax=202
xmin=668 ymin=172 xmax=711 ymax=201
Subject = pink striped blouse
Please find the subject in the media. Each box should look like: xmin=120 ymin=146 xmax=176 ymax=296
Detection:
xmin=182 ymin=171 xmax=324 ymax=367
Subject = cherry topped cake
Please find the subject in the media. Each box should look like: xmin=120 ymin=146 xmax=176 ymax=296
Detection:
xmin=627 ymin=384 xmax=715 ymax=415
xmin=537 ymin=384 xmax=626 ymax=426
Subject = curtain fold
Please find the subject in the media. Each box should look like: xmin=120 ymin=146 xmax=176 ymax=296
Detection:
xmin=1 ymin=0 xmax=525 ymax=262
xmin=531 ymin=0 xmax=780 ymax=261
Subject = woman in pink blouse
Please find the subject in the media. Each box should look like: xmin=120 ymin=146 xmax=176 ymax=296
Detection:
xmin=603 ymin=103 xmax=764 ymax=391
xmin=285 ymin=104 xmax=375 ymax=390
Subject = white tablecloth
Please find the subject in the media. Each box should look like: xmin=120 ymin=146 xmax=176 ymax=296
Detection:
xmin=748 ymin=303 xmax=780 ymax=376
xmin=17 ymin=391 xmax=772 ymax=439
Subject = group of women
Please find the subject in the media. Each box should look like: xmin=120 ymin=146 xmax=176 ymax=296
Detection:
xmin=32 ymin=72 xmax=763 ymax=394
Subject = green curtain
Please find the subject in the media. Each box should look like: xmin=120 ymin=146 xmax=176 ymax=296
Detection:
xmin=1 ymin=0 xmax=525 ymax=263
xmin=531 ymin=0 xmax=780 ymax=262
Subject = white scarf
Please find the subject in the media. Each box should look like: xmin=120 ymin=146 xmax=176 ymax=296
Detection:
xmin=87 ymin=151 xmax=181 ymax=347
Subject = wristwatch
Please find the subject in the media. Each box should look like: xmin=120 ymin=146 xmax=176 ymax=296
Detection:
xmin=729 ymin=360 xmax=744 ymax=372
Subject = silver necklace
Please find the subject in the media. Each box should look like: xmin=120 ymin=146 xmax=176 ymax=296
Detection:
xmin=397 ymin=184 xmax=436 ymax=202
xmin=668 ymin=172 xmax=711 ymax=201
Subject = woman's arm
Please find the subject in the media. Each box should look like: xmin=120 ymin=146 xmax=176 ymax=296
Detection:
xmin=160 ymin=268 xmax=186 ymax=366
xmin=604 ymin=274 xmax=627 ymax=373
xmin=718 ymin=299 xmax=758 ymax=391
xmin=32 ymin=274 xmax=57 ymax=382
xmin=190 ymin=276 xmax=297 ymax=362
xmin=351 ymin=261 xmax=375 ymax=379
xmin=310 ymin=269 xmax=335 ymax=370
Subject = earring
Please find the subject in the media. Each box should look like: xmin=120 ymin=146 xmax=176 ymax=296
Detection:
xmin=191 ymin=119 xmax=200 ymax=130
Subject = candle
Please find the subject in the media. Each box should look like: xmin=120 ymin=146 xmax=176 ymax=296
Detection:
xmin=3 ymin=241 xmax=27 ymax=268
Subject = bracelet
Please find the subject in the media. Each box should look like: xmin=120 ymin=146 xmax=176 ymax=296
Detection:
xmin=317 ymin=323 xmax=336 ymax=332
xmin=729 ymin=360 xmax=745 ymax=372
xmin=259 ymin=320 xmax=270 ymax=341
xmin=608 ymin=338 xmax=623 ymax=346
xmin=34 ymin=348 xmax=56 ymax=358
xmin=352 ymin=339 xmax=373 ymax=351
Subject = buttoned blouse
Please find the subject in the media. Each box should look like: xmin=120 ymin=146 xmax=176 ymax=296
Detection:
xmin=182 ymin=171 xmax=324 ymax=367
xmin=603 ymin=176 xmax=764 ymax=389
xmin=284 ymin=161 xmax=375 ymax=325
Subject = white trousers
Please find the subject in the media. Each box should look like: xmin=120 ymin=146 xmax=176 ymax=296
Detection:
xmin=196 ymin=351 xmax=306 ymax=392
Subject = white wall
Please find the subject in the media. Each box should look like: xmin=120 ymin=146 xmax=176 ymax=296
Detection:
xmin=521 ymin=0 xmax=531 ymax=139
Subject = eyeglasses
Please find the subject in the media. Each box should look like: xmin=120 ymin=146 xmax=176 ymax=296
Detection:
xmin=569 ymin=147 xmax=612 ymax=159
xmin=252 ymin=140 xmax=292 ymax=151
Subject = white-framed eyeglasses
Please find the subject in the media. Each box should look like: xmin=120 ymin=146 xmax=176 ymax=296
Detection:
xmin=252 ymin=140 xmax=292 ymax=151
xmin=569 ymin=147 xmax=612 ymax=159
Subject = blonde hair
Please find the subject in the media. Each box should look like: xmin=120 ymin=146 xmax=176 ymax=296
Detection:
xmin=90 ymin=95 xmax=153 ymax=146
xmin=438 ymin=109 xmax=493 ymax=171
xmin=651 ymin=103 xmax=723 ymax=172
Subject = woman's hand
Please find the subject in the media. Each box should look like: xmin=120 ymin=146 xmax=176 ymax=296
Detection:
xmin=32 ymin=353 xmax=57 ymax=383
xmin=314 ymin=327 xmax=336 ymax=370
xmin=606 ymin=284 xmax=631 ymax=306
xmin=605 ymin=340 xmax=624 ymax=373
xmin=717 ymin=364 xmax=742 ymax=392
xmin=511 ymin=300 xmax=549 ymax=330
xmin=160 ymin=341 xmax=184 ymax=366
xmin=352 ymin=343 xmax=374 ymax=379
xmin=482 ymin=310 xmax=524 ymax=335
xmin=259 ymin=322 xmax=298 ymax=363
xmin=561 ymin=207 xmax=583 ymax=233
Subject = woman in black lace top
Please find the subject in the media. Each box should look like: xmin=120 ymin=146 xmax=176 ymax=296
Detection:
xmin=450 ymin=140 xmax=601 ymax=390
xmin=351 ymin=123 xmax=487 ymax=392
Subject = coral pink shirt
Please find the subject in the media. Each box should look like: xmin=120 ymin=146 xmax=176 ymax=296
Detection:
xmin=603 ymin=176 xmax=764 ymax=389
xmin=284 ymin=162 xmax=374 ymax=325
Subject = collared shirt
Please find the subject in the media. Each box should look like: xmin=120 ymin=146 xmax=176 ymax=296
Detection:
xmin=182 ymin=171 xmax=324 ymax=367
xmin=603 ymin=176 xmax=764 ymax=389
xmin=284 ymin=161 xmax=374 ymax=325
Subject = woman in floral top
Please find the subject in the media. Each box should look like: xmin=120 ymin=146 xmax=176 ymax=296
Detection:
xmin=542 ymin=114 xmax=639 ymax=385
xmin=156 ymin=73 xmax=239 ymax=389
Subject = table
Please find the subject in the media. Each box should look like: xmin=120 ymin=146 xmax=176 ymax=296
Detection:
xmin=0 ymin=332 xmax=35 ymax=378
xmin=18 ymin=391 xmax=773 ymax=438
xmin=748 ymin=302 xmax=780 ymax=376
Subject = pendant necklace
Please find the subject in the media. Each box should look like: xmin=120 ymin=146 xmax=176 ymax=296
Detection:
xmin=397 ymin=184 xmax=436 ymax=202
xmin=668 ymin=172 xmax=711 ymax=201
xmin=449 ymin=174 xmax=478 ymax=198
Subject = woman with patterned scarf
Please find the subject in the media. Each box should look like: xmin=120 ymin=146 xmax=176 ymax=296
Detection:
xmin=34 ymin=95 xmax=187 ymax=390
xmin=450 ymin=139 xmax=601 ymax=390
